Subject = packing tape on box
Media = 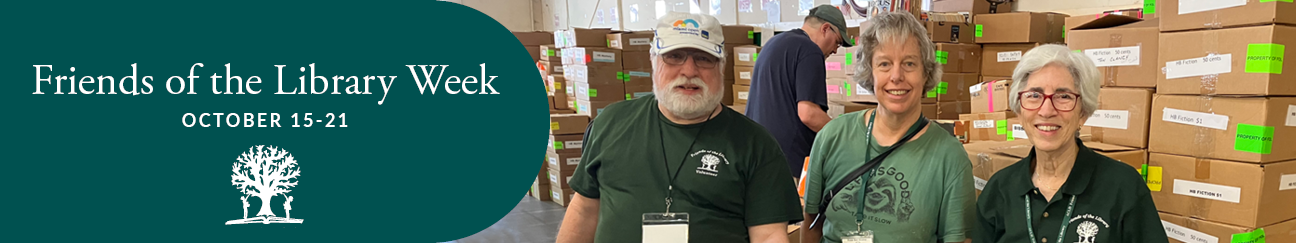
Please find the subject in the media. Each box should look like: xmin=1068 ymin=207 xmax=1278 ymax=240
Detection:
xmin=1105 ymin=34 xmax=1124 ymax=86
xmin=1188 ymin=158 xmax=1214 ymax=217
xmin=1202 ymin=31 xmax=1222 ymax=95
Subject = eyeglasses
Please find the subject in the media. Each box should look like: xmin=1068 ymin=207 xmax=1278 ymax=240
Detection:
xmin=661 ymin=51 xmax=720 ymax=69
xmin=1017 ymin=91 xmax=1081 ymax=111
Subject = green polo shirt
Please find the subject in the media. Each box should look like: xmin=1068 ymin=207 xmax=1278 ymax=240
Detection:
xmin=568 ymin=94 xmax=804 ymax=243
xmin=973 ymin=140 xmax=1168 ymax=243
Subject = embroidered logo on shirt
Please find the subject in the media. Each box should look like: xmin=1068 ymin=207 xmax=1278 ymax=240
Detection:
xmin=1070 ymin=214 xmax=1110 ymax=243
xmin=692 ymin=150 xmax=730 ymax=177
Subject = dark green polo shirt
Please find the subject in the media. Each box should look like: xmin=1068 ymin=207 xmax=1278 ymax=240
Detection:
xmin=568 ymin=94 xmax=804 ymax=243
xmin=972 ymin=140 xmax=1168 ymax=243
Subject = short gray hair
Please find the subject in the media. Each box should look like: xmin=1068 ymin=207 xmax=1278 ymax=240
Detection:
xmin=1008 ymin=44 xmax=1100 ymax=117
xmin=852 ymin=12 xmax=941 ymax=93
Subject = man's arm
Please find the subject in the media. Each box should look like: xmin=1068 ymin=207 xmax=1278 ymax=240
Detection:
xmin=748 ymin=222 xmax=789 ymax=243
xmin=797 ymin=101 xmax=831 ymax=132
xmin=800 ymin=213 xmax=824 ymax=243
xmin=556 ymin=193 xmax=600 ymax=243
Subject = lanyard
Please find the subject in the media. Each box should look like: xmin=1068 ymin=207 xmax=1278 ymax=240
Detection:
xmin=656 ymin=107 xmax=714 ymax=213
xmin=854 ymin=109 xmax=926 ymax=230
xmin=1025 ymin=194 xmax=1076 ymax=243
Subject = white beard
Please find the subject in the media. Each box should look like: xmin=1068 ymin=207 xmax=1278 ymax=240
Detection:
xmin=653 ymin=76 xmax=723 ymax=120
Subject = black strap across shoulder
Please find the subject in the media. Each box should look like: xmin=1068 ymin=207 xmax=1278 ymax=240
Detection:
xmin=809 ymin=112 xmax=928 ymax=229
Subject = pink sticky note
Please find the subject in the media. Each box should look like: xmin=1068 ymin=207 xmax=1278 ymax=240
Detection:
xmin=826 ymin=85 xmax=841 ymax=94
xmin=826 ymin=62 xmax=842 ymax=71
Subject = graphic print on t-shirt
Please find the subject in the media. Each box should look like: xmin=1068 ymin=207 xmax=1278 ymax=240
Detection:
xmin=830 ymin=166 xmax=914 ymax=224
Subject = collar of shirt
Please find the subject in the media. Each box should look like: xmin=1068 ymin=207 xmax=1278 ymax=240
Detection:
xmin=1012 ymin=139 xmax=1099 ymax=197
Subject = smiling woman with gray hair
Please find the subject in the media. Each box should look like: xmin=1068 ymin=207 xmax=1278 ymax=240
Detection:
xmin=972 ymin=44 xmax=1167 ymax=243
xmin=801 ymin=11 xmax=974 ymax=243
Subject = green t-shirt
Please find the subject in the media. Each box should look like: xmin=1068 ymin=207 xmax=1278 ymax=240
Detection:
xmin=568 ymin=95 xmax=804 ymax=243
xmin=803 ymin=110 xmax=976 ymax=243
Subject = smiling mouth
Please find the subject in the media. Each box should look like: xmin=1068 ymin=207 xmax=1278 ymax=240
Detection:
xmin=1035 ymin=124 xmax=1060 ymax=131
xmin=885 ymin=89 xmax=909 ymax=95
xmin=675 ymin=84 xmax=701 ymax=91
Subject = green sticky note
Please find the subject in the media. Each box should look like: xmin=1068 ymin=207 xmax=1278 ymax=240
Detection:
xmin=1063 ymin=28 xmax=1066 ymax=38
xmin=1260 ymin=0 xmax=1291 ymax=2
xmin=845 ymin=53 xmax=853 ymax=65
xmin=553 ymin=141 xmax=564 ymax=150
xmin=1074 ymin=50 xmax=1083 ymax=53
xmin=547 ymin=50 xmax=555 ymax=56
xmin=845 ymin=82 xmax=852 ymax=96
xmin=625 ymin=94 xmax=632 ymax=100
xmin=850 ymin=39 xmax=856 ymax=45
xmin=975 ymin=24 xmax=983 ymax=37
xmin=1141 ymin=164 xmax=1149 ymax=182
xmin=1231 ymin=228 xmax=1266 ymax=243
xmin=589 ymin=89 xmax=598 ymax=97
xmin=617 ymin=71 xmax=624 ymax=80
xmin=747 ymin=31 xmax=754 ymax=39
xmin=1246 ymin=43 xmax=1285 ymax=74
xmin=996 ymin=120 xmax=1007 ymax=135
xmin=606 ymin=39 xmax=610 ymax=47
xmin=1235 ymin=124 xmax=1275 ymax=154
xmin=752 ymin=53 xmax=759 ymax=61
xmin=1144 ymin=0 xmax=1157 ymax=14
xmin=939 ymin=81 xmax=949 ymax=88
xmin=926 ymin=90 xmax=937 ymax=98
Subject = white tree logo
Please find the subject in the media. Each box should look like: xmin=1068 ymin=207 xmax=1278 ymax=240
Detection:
xmin=1075 ymin=221 xmax=1099 ymax=243
xmin=226 ymin=145 xmax=304 ymax=225
xmin=700 ymin=154 xmax=720 ymax=171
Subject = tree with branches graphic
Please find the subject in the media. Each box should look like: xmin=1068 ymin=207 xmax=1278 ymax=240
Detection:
xmin=231 ymin=145 xmax=300 ymax=218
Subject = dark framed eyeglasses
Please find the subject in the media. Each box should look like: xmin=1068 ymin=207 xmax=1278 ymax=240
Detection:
xmin=661 ymin=51 xmax=720 ymax=69
xmin=1017 ymin=91 xmax=1081 ymax=111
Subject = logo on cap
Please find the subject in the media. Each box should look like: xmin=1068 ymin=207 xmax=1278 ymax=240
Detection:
xmin=673 ymin=19 xmax=699 ymax=28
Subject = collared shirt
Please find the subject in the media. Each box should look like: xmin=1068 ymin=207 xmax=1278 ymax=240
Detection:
xmin=745 ymin=29 xmax=829 ymax=174
xmin=973 ymin=140 xmax=1168 ymax=243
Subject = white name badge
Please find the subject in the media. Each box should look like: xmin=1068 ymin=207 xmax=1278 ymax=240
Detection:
xmin=643 ymin=213 xmax=689 ymax=243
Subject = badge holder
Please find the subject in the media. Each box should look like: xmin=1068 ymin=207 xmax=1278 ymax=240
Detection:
xmin=642 ymin=212 xmax=689 ymax=243
xmin=842 ymin=229 xmax=873 ymax=243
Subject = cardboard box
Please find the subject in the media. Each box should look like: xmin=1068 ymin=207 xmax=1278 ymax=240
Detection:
xmin=733 ymin=84 xmax=750 ymax=105
xmin=564 ymin=65 xmax=622 ymax=84
xmin=531 ymin=178 xmax=552 ymax=201
xmin=1085 ymin=87 xmax=1153 ymax=148
xmin=1158 ymin=24 xmax=1296 ymax=96
xmin=734 ymin=45 xmax=761 ymax=67
xmin=1158 ymin=0 xmax=1296 ymax=32
xmin=937 ymin=101 xmax=970 ymax=120
xmin=540 ymin=45 xmax=562 ymax=62
xmin=525 ymin=46 xmax=542 ymax=61
xmin=734 ymin=66 xmax=754 ymax=85
xmin=624 ymin=81 xmax=653 ymax=100
xmin=549 ymin=134 xmax=583 ymax=154
xmin=606 ymin=32 xmax=653 ymax=51
xmin=1148 ymin=153 xmax=1296 ymax=228
xmin=960 ymin=111 xmax=1019 ymax=142
xmin=922 ymin=103 xmax=937 ymax=119
xmin=576 ymin=99 xmax=619 ymax=120
xmin=787 ymin=225 xmax=801 ymax=243
xmin=970 ymin=79 xmax=1011 ymax=113
xmin=1094 ymin=146 xmax=1146 ymax=170
xmin=723 ymin=82 xmax=735 ymax=105
xmin=1067 ymin=16 xmax=1159 ymax=88
xmin=562 ymin=47 xmax=622 ymax=68
xmin=827 ymin=101 xmax=877 ymax=119
xmin=931 ymin=0 xmax=1012 ymax=15
xmin=938 ymin=120 xmax=970 ymax=143
xmin=927 ymin=21 xmax=974 ymax=44
xmin=963 ymin=140 xmax=1034 ymax=193
xmin=556 ymin=28 xmax=614 ymax=48
xmin=550 ymin=109 xmax=576 ymax=115
xmin=937 ymin=72 xmax=980 ymax=102
xmin=547 ymin=150 xmax=581 ymax=173
xmin=622 ymin=51 xmax=651 ymax=70
xmin=623 ymin=69 xmax=652 ymax=86
xmin=1148 ymin=95 xmax=1296 ymax=163
xmin=936 ymin=43 xmax=982 ymax=73
xmin=550 ymin=184 xmax=576 ymax=206
xmin=539 ymin=60 xmax=562 ymax=75
xmin=982 ymin=76 xmax=1011 ymax=83
xmin=513 ymin=31 xmax=554 ymax=46
xmin=981 ymin=43 xmax=1040 ymax=77
xmin=1159 ymin=212 xmax=1296 ymax=243
xmin=550 ymin=114 xmax=589 ymax=135
xmin=729 ymin=104 xmax=746 ymax=115
xmin=825 ymin=55 xmax=847 ymax=78
xmin=721 ymin=25 xmax=756 ymax=44
xmin=974 ymin=12 xmax=1068 ymax=44
xmin=547 ymin=169 xmax=574 ymax=190
xmin=826 ymin=78 xmax=850 ymax=103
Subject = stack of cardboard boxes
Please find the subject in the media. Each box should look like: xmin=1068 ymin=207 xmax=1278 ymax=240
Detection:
xmin=723 ymin=25 xmax=757 ymax=112
xmin=514 ymin=31 xmax=570 ymax=114
xmin=732 ymin=45 xmax=760 ymax=113
xmin=557 ymin=28 xmax=623 ymax=119
xmin=1144 ymin=2 xmax=1296 ymax=241
xmin=544 ymin=114 xmax=590 ymax=206
xmin=928 ymin=20 xmax=980 ymax=120
xmin=956 ymin=11 xmax=1068 ymax=144
xmin=608 ymin=31 xmax=654 ymax=103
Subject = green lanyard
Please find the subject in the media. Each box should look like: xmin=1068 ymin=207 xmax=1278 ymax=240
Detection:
xmin=854 ymin=110 xmax=925 ymax=230
xmin=1025 ymin=194 xmax=1076 ymax=243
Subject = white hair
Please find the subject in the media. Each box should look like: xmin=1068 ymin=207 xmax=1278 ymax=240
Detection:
xmin=1008 ymin=44 xmax=1101 ymax=117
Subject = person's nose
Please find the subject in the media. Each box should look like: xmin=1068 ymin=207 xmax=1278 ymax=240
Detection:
xmin=679 ymin=57 xmax=700 ymax=78
xmin=889 ymin=67 xmax=904 ymax=83
xmin=1037 ymin=97 xmax=1059 ymax=118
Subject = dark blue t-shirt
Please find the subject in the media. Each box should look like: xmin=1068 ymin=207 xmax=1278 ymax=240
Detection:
xmin=744 ymin=29 xmax=828 ymax=174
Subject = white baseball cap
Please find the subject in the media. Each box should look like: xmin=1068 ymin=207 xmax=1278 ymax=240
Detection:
xmin=652 ymin=12 xmax=725 ymax=58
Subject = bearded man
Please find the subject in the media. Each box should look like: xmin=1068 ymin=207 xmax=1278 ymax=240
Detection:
xmin=555 ymin=12 xmax=804 ymax=243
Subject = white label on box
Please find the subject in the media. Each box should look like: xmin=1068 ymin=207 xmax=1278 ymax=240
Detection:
xmin=856 ymin=85 xmax=873 ymax=95
xmin=997 ymin=51 xmax=1022 ymax=62
xmin=552 ymin=190 xmax=561 ymax=200
xmin=593 ymin=51 xmax=616 ymax=63
xmin=738 ymin=53 xmax=752 ymax=62
xmin=1012 ymin=124 xmax=1028 ymax=139
xmin=1084 ymin=46 xmax=1141 ymax=67
xmin=974 ymin=177 xmax=987 ymax=191
xmin=969 ymin=83 xmax=983 ymax=94
xmin=549 ymin=157 xmax=559 ymax=167
xmin=1286 ymin=105 xmax=1296 ymax=127
xmin=738 ymin=92 xmax=749 ymax=100
xmin=1173 ymin=179 xmax=1242 ymax=203
xmin=609 ymin=40 xmax=621 ymax=47
xmin=564 ymin=140 xmax=583 ymax=149
xmin=628 ymin=71 xmax=651 ymax=77
xmin=566 ymin=157 xmax=581 ymax=165
xmin=973 ymin=120 xmax=995 ymax=129
xmin=1280 ymin=174 xmax=1296 ymax=191
xmin=550 ymin=173 xmax=559 ymax=184
xmin=629 ymin=38 xmax=651 ymax=46
xmin=1162 ymin=108 xmax=1230 ymax=130
xmin=1085 ymin=110 xmax=1131 ymax=130
xmin=1164 ymin=54 xmax=1233 ymax=79
xmin=1179 ymin=0 xmax=1246 ymax=15
xmin=1162 ymin=220 xmax=1220 ymax=243
xmin=740 ymin=71 xmax=751 ymax=79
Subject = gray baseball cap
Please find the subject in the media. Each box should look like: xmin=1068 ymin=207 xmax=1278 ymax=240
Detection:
xmin=808 ymin=5 xmax=852 ymax=47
